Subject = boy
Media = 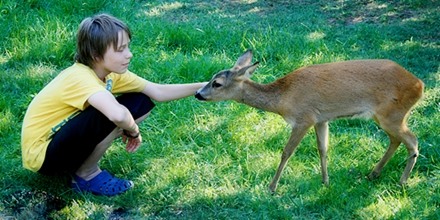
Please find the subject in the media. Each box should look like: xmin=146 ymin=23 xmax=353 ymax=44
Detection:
xmin=21 ymin=13 xmax=207 ymax=196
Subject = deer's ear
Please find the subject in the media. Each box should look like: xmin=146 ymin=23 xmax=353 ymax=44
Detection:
xmin=238 ymin=61 xmax=259 ymax=78
xmin=232 ymin=49 xmax=253 ymax=70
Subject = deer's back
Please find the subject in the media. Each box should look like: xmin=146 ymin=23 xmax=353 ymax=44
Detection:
xmin=273 ymin=59 xmax=423 ymax=120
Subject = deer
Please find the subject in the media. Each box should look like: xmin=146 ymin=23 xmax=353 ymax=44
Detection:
xmin=195 ymin=49 xmax=424 ymax=193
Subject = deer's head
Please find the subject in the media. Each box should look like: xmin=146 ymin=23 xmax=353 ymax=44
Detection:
xmin=195 ymin=49 xmax=259 ymax=101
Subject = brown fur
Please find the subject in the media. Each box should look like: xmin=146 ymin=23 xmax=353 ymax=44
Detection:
xmin=195 ymin=50 xmax=424 ymax=192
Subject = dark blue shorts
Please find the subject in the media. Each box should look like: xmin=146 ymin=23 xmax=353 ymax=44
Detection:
xmin=38 ymin=93 xmax=155 ymax=175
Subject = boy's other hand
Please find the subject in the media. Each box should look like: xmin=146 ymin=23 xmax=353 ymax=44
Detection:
xmin=122 ymin=133 xmax=142 ymax=153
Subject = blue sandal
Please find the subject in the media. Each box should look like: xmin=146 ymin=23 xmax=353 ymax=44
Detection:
xmin=71 ymin=170 xmax=133 ymax=196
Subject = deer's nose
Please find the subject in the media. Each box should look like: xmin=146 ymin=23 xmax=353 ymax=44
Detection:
xmin=195 ymin=92 xmax=206 ymax=101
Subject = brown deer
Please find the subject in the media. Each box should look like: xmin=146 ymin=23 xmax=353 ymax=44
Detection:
xmin=195 ymin=49 xmax=424 ymax=192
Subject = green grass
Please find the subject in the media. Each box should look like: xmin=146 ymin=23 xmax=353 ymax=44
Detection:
xmin=1 ymin=0 xmax=439 ymax=219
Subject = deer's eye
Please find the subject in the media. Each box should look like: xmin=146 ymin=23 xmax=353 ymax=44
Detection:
xmin=212 ymin=81 xmax=222 ymax=88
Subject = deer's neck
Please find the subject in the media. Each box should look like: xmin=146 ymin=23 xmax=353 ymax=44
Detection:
xmin=238 ymin=81 xmax=282 ymax=114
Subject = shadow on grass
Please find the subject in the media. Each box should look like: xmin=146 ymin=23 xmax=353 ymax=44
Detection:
xmin=136 ymin=164 xmax=422 ymax=219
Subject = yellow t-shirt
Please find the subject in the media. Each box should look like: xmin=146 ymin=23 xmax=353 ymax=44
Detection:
xmin=21 ymin=63 xmax=147 ymax=172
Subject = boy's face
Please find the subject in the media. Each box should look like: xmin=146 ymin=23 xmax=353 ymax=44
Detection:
xmin=95 ymin=30 xmax=132 ymax=75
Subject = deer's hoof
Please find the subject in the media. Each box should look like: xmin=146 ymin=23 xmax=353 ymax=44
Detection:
xmin=367 ymin=171 xmax=381 ymax=181
xmin=268 ymin=184 xmax=277 ymax=194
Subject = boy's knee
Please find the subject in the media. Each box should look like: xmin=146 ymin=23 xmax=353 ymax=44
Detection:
xmin=117 ymin=93 xmax=155 ymax=118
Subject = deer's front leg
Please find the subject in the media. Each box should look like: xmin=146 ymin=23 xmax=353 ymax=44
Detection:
xmin=314 ymin=122 xmax=329 ymax=186
xmin=269 ymin=124 xmax=311 ymax=193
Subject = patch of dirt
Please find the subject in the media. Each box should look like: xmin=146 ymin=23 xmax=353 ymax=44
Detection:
xmin=108 ymin=207 xmax=130 ymax=220
xmin=2 ymin=189 xmax=66 ymax=219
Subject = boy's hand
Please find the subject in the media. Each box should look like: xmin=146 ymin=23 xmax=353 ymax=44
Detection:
xmin=122 ymin=132 xmax=142 ymax=152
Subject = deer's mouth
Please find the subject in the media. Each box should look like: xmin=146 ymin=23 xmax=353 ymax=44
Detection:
xmin=195 ymin=92 xmax=207 ymax=101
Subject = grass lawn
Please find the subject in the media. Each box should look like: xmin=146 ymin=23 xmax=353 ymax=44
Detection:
xmin=1 ymin=0 xmax=439 ymax=219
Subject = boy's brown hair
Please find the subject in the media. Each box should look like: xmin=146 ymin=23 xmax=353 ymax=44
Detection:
xmin=75 ymin=14 xmax=131 ymax=67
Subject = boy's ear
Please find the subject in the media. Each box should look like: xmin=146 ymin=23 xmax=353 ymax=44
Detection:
xmin=92 ymin=50 xmax=104 ymax=63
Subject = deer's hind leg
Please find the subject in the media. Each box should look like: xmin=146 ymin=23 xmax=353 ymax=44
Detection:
xmin=367 ymin=132 xmax=401 ymax=180
xmin=369 ymin=111 xmax=418 ymax=184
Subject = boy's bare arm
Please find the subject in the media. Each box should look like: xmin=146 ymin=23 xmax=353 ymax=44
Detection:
xmin=87 ymin=90 xmax=139 ymax=134
xmin=142 ymin=81 xmax=207 ymax=102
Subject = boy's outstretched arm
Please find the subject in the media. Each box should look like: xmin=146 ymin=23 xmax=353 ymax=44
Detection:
xmin=142 ymin=81 xmax=207 ymax=102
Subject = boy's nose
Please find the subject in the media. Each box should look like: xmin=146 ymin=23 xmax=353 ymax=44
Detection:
xmin=126 ymin=50 xmax=133 ymax=59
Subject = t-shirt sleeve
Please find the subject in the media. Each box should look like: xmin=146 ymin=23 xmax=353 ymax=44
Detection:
xmin=111 ymin=71 xmax=147 ymax=94
xmin=62 ymin=76 xmax=106 ymax=110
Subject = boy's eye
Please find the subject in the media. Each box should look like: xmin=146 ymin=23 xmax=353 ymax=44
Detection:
xmin=212 ymin=81 xmax=222 ymax=88
xmin=116 ymin=44 xmax=129 ymax=52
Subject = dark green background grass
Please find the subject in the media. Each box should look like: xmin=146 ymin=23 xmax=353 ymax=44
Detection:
xmin=1 ymin=0 xmax=439 ymax=219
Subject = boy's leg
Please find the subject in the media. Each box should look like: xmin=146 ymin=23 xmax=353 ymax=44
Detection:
xmin=75 ymin=112 xmax=150 ymax=181
xmin=38 ymin=93 xmax=155 ymax=175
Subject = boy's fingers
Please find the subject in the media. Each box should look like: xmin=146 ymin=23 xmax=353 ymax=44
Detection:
xmin=126 ymin=139 xmax=140 ymax=152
